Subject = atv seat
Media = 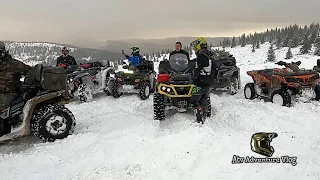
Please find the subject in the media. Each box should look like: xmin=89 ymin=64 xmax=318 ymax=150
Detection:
xmin=34 ymin=64 xmax=44 ymax=82
xmin=259 ymin=69 xmax=274 ymax=79
xmin=275 ymin=70 xmax=318 ymax=77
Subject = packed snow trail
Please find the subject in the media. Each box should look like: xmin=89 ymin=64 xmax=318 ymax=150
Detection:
xmin=0 ymin=43 xmax=320 ymax=180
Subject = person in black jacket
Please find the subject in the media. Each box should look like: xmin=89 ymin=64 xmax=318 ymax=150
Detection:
xmin=169 ymin=42 xmax=190 ymax=60
xmin=56 ymin=47 xmax=77 ymax=67
xmin=190 ymin=37 xmax=215 ymax=123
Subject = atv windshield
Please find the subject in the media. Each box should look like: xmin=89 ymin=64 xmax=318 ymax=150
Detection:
xmin=169 ymin=53 xmax=189 ymax=72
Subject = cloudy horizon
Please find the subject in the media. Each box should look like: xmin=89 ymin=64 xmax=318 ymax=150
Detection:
xmin=0 ymin=0 xmax=319 ymax=47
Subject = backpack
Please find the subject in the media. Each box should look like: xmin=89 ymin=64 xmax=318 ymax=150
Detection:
xmin=197 ymin=49 xmax=218 ymax=87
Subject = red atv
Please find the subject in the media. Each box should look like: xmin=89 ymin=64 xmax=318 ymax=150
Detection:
xmin=244 ymin=61 xmax=320 ymax=106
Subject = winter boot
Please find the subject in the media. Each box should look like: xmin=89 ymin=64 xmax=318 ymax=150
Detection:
xmin=194 ymin=106 xmax=204 ymax=124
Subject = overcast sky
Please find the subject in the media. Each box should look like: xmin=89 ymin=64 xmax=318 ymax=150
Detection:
xmin=0 ymin=0 xmax=319 ymax=47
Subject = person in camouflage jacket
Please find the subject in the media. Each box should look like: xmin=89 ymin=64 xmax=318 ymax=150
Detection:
xmin=0 ymin=41 xmax=35 ymax=111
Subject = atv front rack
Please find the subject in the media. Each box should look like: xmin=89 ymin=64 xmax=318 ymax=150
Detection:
xmin=157 ymin=83 xmax=195 ymax=98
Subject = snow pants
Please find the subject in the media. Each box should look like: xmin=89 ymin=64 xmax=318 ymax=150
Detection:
xmin=190 ymin=86 xmax=210 ymax=109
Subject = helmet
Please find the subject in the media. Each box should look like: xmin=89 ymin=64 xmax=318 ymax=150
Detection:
xmin=0 ymin=41 xmax=6 ymax=60
xmin=251 ymin=132 xmax=278 ymax=157
xmin=130 ymin=47 xmax=140 ymax=54
xmin=61 ymin=47 xmax=70 ymax=55
xmin=190 ymin=37 xmax=208 ymax=52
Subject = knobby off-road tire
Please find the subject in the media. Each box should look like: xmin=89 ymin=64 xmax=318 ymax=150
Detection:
xmin=206 ymin=95 xmax=212 ymax=118
xmin=139 ymin=82 xmax=151 ymax=100
xmin=153 ymin=93 xmax=165 ymax=120
xmin=244 ymin=83 xmax=256 ymax=99
xmin=110 ymin=80 xmax=121 ymax=98
xmin=271 ymin=89 xmax=291 ymax=106
xmin=229 ymin=76 xmax=240 ymax=95
xmin=31 ymin=104 xmax=76 ymax=142
xmin=77 ymin=84 xmax=93 ymax=102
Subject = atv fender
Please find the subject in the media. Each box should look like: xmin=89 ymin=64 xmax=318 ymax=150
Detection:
xmin=0 ymin=90 xmax=66 ymax=142
xmin=99 ymin=67 xmax=115 ymax=90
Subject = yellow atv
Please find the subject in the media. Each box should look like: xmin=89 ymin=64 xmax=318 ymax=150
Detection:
xmin=153 ymin=53 xmax=212 ymax=121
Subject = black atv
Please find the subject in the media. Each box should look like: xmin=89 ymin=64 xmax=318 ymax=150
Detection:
xmin=211 ymin=55 xmax=241 ymax=95
xmin=153 ymin=53 xmax=212 ymax=121
xmin=108 ymin=59 xmax=156 ymax=100
xmin=0 ymin=64 xmax=76 ymax=142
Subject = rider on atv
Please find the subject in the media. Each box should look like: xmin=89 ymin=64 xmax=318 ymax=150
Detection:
xmin=121 ymin=47 xmax=143 ymax=69
xmin=0 ymin=41 xmax=36 ymax=111
xmin=56 ymin=47 xmax=77 ymax=68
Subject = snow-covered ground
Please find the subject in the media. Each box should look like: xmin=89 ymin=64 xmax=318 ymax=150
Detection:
xmin=1 ymin=43 xmax=320 ymax=180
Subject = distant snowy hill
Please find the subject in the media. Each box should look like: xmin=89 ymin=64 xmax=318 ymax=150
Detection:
xmin=3 ymin=41 xmax=123 ymax=66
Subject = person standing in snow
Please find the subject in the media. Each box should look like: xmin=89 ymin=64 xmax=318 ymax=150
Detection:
xmin=122 ymin=47 xmax=143 ymax=68
xmin=189 ymin=37 xmax=216 ymax=123
xmin=169 ymin=42 xmax=190 ymax=60
xmin=56 ymin=47 xmax=77 ymax=68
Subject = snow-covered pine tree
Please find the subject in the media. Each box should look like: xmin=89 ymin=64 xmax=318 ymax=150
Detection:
xmin=231 ymin=36 xmax=236 ymax=48
xmin=267 ymin=44 xmax=276 ymax=62
xmin=285 ymin=47 xmax=293 ymax=59
xmin=251 ymin=45 xmax=255 ymax=52
xmin=314 ymin=29 xmax=320 ymax=56
xmin=240 ymin=34 xmax=246 ymax=47
xmin=300 ymin=34 xmax=312 ymax=54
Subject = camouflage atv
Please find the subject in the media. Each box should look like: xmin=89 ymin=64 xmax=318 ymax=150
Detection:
xmin=108 ymin=60 xmax=156 ymax=100
xmin=0 ymin=64 xmax=76 ymax=142
xmin=210 ymin=49 xmax=241 ymax=95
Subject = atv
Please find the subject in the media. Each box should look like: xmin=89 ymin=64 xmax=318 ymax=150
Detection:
xmin=153 ymin=53 xmax=212 ymax=121
xmin=211 ymin=55 xmax=241 ymax=95
xmin=61 ymin=61 xmax=115 ymax=102
xmin=244 ymin=61 xmax=320 ymax=106
xmin=0 ymin=64 xmax=76 ymax=142
xmin=108 ymin=59 xmax=156 ymax=100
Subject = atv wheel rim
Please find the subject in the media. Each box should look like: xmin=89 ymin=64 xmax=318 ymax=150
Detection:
xmin=145 ymin=85 xmax=150 ymax=96
xmin=272 ymin=94 xmax=284 ymax=105
xmin=46 ymin=115 xmax=67 ymax=135
xmin=244 ymin=87 xmax=252 ymax=98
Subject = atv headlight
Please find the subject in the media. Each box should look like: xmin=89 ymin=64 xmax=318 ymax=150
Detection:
xmin=125 ymin=70 xmax=134 ymax=74
xmin=161 ymin=86 xmax=166 ymax=91
xmin=166 ymin=88 xmax=171 ymax=92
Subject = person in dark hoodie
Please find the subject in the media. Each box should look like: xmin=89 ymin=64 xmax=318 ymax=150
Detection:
xmin=122 ymin=47 xmax=143 ymax=67
xmin=56 ymin=47 xmax=77 ymax=67
xmin=169 ymin=42 xmax=190 ymax=60
xmin=189 ymin=37 xmax=216 ymax=123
